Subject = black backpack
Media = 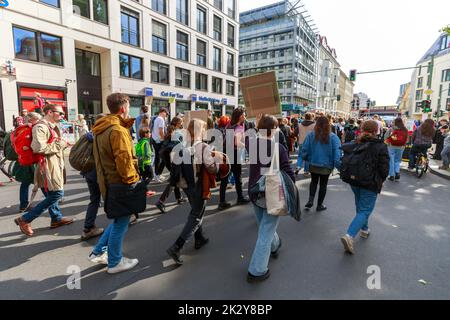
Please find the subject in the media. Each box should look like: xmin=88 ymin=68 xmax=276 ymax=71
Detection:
xmin=344 ymin=126 xmax=357 ymax=143
xmin=340 ymin=142 xmax=377 ymax=188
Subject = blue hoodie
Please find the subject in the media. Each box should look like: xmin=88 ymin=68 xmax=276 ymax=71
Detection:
xmin=302 ymin=131 xmax=342 ymax=170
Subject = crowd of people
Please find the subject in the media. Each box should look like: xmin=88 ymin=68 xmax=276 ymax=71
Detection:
xmin=3 ymin=93 xmax=450 ymax=282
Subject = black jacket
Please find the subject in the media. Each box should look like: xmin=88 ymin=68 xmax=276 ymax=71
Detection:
xmin=342 ymin=137 xmax=389 ymax=193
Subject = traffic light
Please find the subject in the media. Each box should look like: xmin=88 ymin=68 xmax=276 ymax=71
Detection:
xmin=423 ymin=100 xmax=431 ymax=113
xmin=349 ymin=69 xmax=357 ymax=81
xmin=367 ymin=99 xmax=371 ymax=107
xmin=351 ymin=100 xmax=355 ymax=108
xmin=337 ymin=95 xmax=341 ymax=102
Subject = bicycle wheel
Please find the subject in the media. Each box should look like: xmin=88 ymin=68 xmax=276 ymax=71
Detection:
xmin=7 ymin=160 xmax=15 ymax=178
xmin=416 ymin=158 xmax=425 ymax=178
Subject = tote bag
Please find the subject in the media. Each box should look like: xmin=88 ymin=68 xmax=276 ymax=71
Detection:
xmin=265 ymin=142 xmax=289 ymax=216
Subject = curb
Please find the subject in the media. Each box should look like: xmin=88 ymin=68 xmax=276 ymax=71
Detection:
xmin=429 ymin=166 xmax=450 ymax=180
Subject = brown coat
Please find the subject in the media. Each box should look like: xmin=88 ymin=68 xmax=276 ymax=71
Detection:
xmin=31 ymin=119 xmax=67 ymax=191
xmin=92 ymin=114 xmax=140 ymax=199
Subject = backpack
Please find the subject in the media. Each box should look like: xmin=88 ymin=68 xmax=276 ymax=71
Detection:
xmin=386 ymin=129 xmax=408 ymax=147
xmin=3 ymin=131 xmax=18 ymax=161
xmin=340 ymin=142 xmax=377 ymax=188
xmin=69 ymin=133 xmax=95 ymax=173
xmin=135 ymin=138 xmax=152 ymax=170
xmin=344 ymin=126 xmax=357 ymax=143
xmin=11 ymin=124 xmax=56 ymax=166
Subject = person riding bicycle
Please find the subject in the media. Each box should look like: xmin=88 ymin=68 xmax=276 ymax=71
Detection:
xmin=408 ymin=119 xmax=435 ymax=172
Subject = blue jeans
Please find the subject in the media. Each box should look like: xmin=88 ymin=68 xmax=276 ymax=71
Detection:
xmin=347 ymin=187 xmax=378 ymax=238
xmin=441 ymin=145 xmax=450 ymax=167
xmin=297 ymin=146 xmax=310 ymax=172
xmin=92 ymin=215 xmax=130 ymax=268
xmin=19 ymin=182 xmax=31 ymax=210
xmin=248 ymin=205 xmax=281 ymax=276
xmin=84 ymin=174 xmax=101 ymax=231
xmin=388 ymin=147 xmax=404 ymax=177
xmin=22 ymin=189 xmax=64 ymax=223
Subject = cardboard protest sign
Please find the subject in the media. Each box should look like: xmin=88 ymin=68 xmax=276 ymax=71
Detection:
xmin=240 ymin=71 xmax=281 ymax=119
xmin=184 ymin=110 xmax=209 ymax=127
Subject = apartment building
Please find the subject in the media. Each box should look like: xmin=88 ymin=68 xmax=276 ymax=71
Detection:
xmin=239 ymin=0 xmax=318 ymax=115
xmin=0 ymin=0 xmax=239 ymax=130
xmin=408 ymin=32 xmax=450 ymax=121
xmin=336 ymin=69 xmax=354 ymax=118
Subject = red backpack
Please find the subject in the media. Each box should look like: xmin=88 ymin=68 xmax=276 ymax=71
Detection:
xmin=11 ymin=124 xmax=56 ymax=167
xmin=387 ymin=129 xmax=408 ymax=147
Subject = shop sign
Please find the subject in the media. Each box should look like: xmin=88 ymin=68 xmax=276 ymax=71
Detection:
xmin=161 ymin=91 xmax=184 ymax=99
xmin=145 ymin=88 xmax=153 ymax=97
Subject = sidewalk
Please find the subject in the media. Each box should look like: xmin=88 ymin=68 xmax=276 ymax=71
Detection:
xmin=428 ymin=157 xmax=450 ymax=180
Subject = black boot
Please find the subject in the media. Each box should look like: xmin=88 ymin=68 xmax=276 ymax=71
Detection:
xmin=167 ymin=239 xmax=184 ymax=265
xmin=194 ymin=234 xmax=210 ymax=250
xmin=305 ymin=197 xmax=314 ymax=210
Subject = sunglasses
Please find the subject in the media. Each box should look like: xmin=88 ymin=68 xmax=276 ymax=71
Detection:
xmin=53 ymin=111 xmax=65 ymax=116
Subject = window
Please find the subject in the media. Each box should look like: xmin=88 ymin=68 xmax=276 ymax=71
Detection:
xmin=417 ymin=77 xmax=423 ymax=88
xmin=427 ymin=62 xmax=432 ymax=73
xmin=442 ymin=69 xmax=450 ymax=82
xmin=440 ymin=35 xmax=449 ymax=51
xmin=226 ymin=80 xmax=235 ymax=96
xmin=93 ymin=0 xmax=108 ymax=24
xmin=13 ymin=26 xmax=63 ymax=66
xmin=213 ymin=47 xmax=221 ymax=72
xmin=75 ymin=49 xmax=100 ymax=76
xmin=176 ymin=0 xmax=189 ymax=26
xmin=152 ymin=0 xmax=166 ymax=15
xmin=214 ymin=0 xmax=222 ymax=11
xmin=197 ymin=6 xmax=207 ymax=34
xmin=151 ymin=61 xmax=169 ymax=84
xmin=447 ymin=98 xmax=450 ymax=111
xmin=213 ymin=15 xmax=222 ymax=42
xmin=227 ymin=53 xmax=234 ymax=75
xmin=196 ymin=73 xmax=208 ymax=91
xmin=227 ymin=0 xmax=236 ymax=19
xmin=41 ymin=0 xmax=59 ymax=7
xmin=121 ymin=8 xmax=140 ymax=47
xmin=73 ymin=0 xmax=89 ymax=18
xmin=119 ymin=53 xmax=143 ymax=80
xmin=176 ymin=68 xmax=190 ymax=88
xmin=197 ymin=40 xmax=207 ymax=67
xmin=416 ymin=90 xmax=423 ymax=100
xmin=212 ymin=77 xmax=222 ymax=94
xmin=176 ymin=31 xmax=189 ymax=61
xmin=152 ymin=21 xmax=167 ymax=55
xmin=227 ymin=24 xmax=235 ymax=47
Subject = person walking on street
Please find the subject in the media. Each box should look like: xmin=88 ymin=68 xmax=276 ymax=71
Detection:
xmin=155 ymin=116 xmax=187 ymax=214
xmin=340 ymin=120 xmax=389 ymax=254
xmin=151 ymin=108 xmax=169 ymax=182
xmin=385 ymin=118 xmax=409 ymax=181
xmin=343 ymin=118 xmax=358 ymax=143
xmin=135 ymin=105 xmax=150 ymax=136
xmin=166 ymin=119 xmax=222 ymax=265
xmin=218 ymin=107 xmax=250 ymax=211
xmin=302 ymin=116 xmax=342 ymax=212
xmin=295 ymin=113 xmax=315 ymax=175
xmin=88 ymin=93 xmax=140 ymax=274
xmin=246 ymin=114 xmax=295 ymax=283
xmin=408 ymin=119 xmax=435 ymax=171
xmin=439 ymin=125 xmax=450 ymax=170
xmin=432 ymin=119 xmax=449 ymax=160
xmin=14 ymin=105 xmax=74 ymax=236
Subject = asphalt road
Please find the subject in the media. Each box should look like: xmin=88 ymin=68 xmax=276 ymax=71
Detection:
xmin=0 ymin=162 xmax=449 ymax=300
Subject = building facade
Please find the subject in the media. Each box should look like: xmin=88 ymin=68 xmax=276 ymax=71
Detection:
xmin=239 ymin=0 xmax=318 ymax=115
xmin=397 ymin=82 xmax=411 ymax=118
xmin=0 ymin=0 xmax=239 ymax=130
xmin=408 ymin=33 xmax=450 ymax=121
xmin=316 ymin=36 xmax=340 ymax=115
xmin=336 ymin=69 xmax=354 ymax=118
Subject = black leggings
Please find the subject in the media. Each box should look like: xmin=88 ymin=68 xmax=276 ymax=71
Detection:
xmin=309 ymin=173 xmax=330 ymax=206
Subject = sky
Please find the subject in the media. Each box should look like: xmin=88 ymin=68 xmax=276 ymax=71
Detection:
xmin=239 ymin=0 xmax=450 ymax=106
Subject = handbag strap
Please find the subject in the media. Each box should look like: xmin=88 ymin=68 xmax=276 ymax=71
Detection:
xmin=269 ymin=134 xmax=281 ymax=174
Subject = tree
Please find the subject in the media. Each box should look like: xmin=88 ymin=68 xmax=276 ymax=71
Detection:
xmin=439 ymin=25 xmax=450 ymax=35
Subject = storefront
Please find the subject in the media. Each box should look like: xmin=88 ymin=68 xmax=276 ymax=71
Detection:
xmin=152 ymin=98 xmax=169 ymax=116
xmin=195 ymin=102 xmax=208 ymax=111
xmin=129 ymin=95 xmax=145 ymax=119
xmin=225 ymin=105 xmax=235 ymax=116
xmin=212 ymin=103 xmax=223 ymax=119
xmin=17 ymin=83 xmax=67 ymax=115
xmin=175 ymin=101 xmax=191 ymax=115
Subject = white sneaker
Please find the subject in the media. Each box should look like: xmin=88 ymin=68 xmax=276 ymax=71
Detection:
xmin=360 ymin=229 xmax=371 ymax=239
xmin=88 ymin=251 xmax=108 ymax=265
xmin=129 ymin=215 xmax=138 ymax=225
xmin=154 ymin=175 xmax=163 ymax=183
xmin=107 ymin=257 xmax=139 ymax=274
xmin=340 ymin=234 xmax=355 ymax=254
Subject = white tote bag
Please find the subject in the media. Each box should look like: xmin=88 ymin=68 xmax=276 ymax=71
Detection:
xmin=265 ymin=141 xmax=288 ymax=216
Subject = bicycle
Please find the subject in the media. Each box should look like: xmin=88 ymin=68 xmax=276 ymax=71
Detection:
xmin=415 ymin=151 xmax=429 ymax=178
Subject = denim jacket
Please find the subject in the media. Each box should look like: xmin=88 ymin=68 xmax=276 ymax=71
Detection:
xmin=302 ymin=132 xmax=342 ymax=170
